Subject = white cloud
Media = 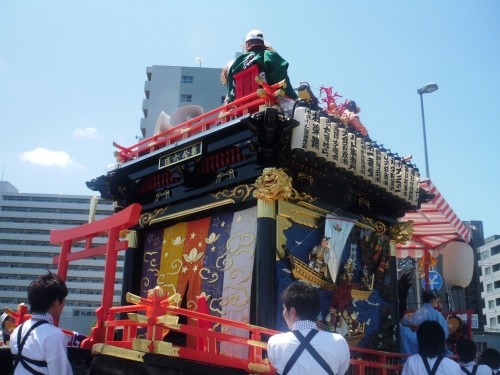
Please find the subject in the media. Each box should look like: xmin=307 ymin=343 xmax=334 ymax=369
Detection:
xmin=73 ymin=127 xmax=101 ymax=140
xmin=21 ymin=147 xmax=77 ymax=168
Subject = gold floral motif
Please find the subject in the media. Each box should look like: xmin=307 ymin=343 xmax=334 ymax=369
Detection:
xmin=389 ymin=220 xmax=414 ymax=244
xmin=205 ymin=232 xmax=220 ymax=244
xmin=253 ymin=168 xmax=293 ymax=200
xmin=183 ymin=248 xmax=204 ymax=263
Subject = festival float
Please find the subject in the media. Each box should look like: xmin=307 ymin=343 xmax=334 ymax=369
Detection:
xmin=2 ymin=69 xmax=472 ymax=374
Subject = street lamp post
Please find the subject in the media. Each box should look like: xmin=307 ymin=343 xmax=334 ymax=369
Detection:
xmin=417 ymin=83 xmax=438 ymax=178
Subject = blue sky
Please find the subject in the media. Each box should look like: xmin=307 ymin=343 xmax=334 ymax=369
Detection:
xmin=0 ymin=1 xmax=498 ymax=238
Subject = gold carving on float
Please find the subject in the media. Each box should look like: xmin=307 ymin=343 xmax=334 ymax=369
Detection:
xmin=247 ymin=339 xmax=268 ymax=349
xmin=253 ymin=168 xmax=293 ymax=200
xmin=358 ymin=197 xmax=371 ymax=209
xmin=248 ymin=362 xmax=272 ymax=373
xmin=149 ymin=199 xmax=235 ymax=225
xmin=127 ymin=313 xmax=148 ymax=323
xmin=212 ymin=184 xmax=253 ymax=201
xmin=92 ymin=343 xmax=146 ymax=362
xmin=297 ymin=172 xmax=314 ymax=185
xmin=153 ymin=341 xmax=180 ymax=356
xmin=359 ymin=215 xmax=386 ymax=233
xmin=389 ymin=220 xmax=414 ymax=243
xmin=216 ymin=168 xmax=235 ymax=183
xmin=147 ymin=285 xmax=166 ymax=298
xmin=139 ymin=208 xmax=165 ymax=227
xmin=157 ymin=315 xmax=180 ymax=327
xmin=133 ymin=338 xmax=152 ymax=353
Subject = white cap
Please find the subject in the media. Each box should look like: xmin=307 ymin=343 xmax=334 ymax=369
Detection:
xmin=245 ymin=29 xmax=265 ymax=42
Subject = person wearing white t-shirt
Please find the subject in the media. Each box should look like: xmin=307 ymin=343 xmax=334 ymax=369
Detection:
xmin=403 ymin=320 xmax=461 ymax=375
xmin=267 ymin=282 xmax=350 ymax=375
xmin=457 ymin=339 xmax=492 ymax=375
xmin=10 ymin=271 xmax=73 ymax=375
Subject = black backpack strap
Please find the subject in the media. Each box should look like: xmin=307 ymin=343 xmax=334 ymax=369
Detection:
xmin=461 ymin=366 xmax=472 ymax=375
xmin=422 ymin=355 xmax=444 ymax=375
xmin=282 ymin=330 xmax=335 ymax=375
xmin=472 ymin=364 xmax=478 ymax=375
xmin=13 ymin=320 xmax=49 ymax=375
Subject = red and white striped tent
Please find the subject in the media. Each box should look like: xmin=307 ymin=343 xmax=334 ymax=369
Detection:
xmin=397 ymin=179 xmax=471 ymax=259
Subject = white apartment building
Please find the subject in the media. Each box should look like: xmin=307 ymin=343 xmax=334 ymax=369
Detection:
xmin=479 ymin=235 xmax=500 ymax=332
xmin=140 ymin=65 xmax=228 ymax=138
xmin=0 ymin=181 xmax=117 ymax=334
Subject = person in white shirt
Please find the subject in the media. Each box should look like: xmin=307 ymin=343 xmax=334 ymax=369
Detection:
xmin=267 ymin=282 xmax=350 ymax=375
xmin=402 ymin=320 xmax=461 ymax=375
xmin=457 ymin=338 xmax=492 ymax=375
xmin=479 ymin=347 xmax=500 ymax=375
xmin=10 ymin=271 xmax=73 ymax=375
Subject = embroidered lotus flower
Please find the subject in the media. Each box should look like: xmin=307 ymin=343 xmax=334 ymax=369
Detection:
xmin=183 ymin=248 xmax=204 ymax=263
xmin=205 ymin=232 xmax=220 ymax=244
xmin=171 ymin=236 xmax=185 ymax=246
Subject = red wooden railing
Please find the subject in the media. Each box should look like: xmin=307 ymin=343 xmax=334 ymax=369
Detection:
xmin=113 ymin=80 xmax=288 ymax=163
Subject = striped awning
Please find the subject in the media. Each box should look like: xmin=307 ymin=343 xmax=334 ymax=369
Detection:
xmin=397 ymin=179 xmax=471 ymax=258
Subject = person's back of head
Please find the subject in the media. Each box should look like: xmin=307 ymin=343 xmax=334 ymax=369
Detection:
xmin=480 ymin=348 xmax=500 ymax=369
xmin=28 ymin=271 xmax=68 ymax=313
xmin=281 ymin=282 xmax=320 ymax=321
xmin=244 ymin=29 xmax=267 ymax=52
xmin=457 ymin=338 xmax=478 ymax=363
xmin=421 ymin=290 xmax=438 ymax=304
xmin=417 ymin=320 xmax=446 ymax=358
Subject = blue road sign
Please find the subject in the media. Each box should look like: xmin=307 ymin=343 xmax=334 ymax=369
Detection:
xmin=421 ymin=270 xmax=443 ymax=291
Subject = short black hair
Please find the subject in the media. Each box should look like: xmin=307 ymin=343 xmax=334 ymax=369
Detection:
xmin=280 ymin=282 xmax=320 ymax=321
xmin=28 ymin=271 xmax=68 ymax=313
xmin=421 ymin=290 xmax=438 ymax=304
xmin=457 ymin=338 xmax=478 ymax=363
xmin=417 ymin=320 xmax=446 ymax=358
xmin=479 ymin=347 xmax=500 ymax=368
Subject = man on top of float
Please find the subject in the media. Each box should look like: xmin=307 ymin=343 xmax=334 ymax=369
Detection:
xmin=225 ymin=29 xmax=298 ymax=103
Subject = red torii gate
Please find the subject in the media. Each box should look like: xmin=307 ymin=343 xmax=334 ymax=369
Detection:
xmin=50 ymin=203 xmax=142 ymax=342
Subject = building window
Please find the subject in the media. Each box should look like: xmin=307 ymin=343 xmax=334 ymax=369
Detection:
xmin=481 ymin=251 xmax=490 ymax=261
xmin=181 ymin=75 xmax=193 ymax=84
xmin=487 ymin=283 xmax=493 ymax=293
xmin=486 ymin=267 xmax=492 ymax=276
xmin=495 ymin=281 xmax=500 ymax=289
xmin=490 ymin=317 xmax=496 ymax=327
xmin=180 ymin=94 xmax=192 ymax=102
xmin=493 ymin=264 xmax=500 ymax=272
xmin=492 ymin=245 xmax=500 ymax=256
xmin=496 ymin=298 xmax=500 ymax=306
xmin=489 ymin=300 xmax=495 ymax=309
